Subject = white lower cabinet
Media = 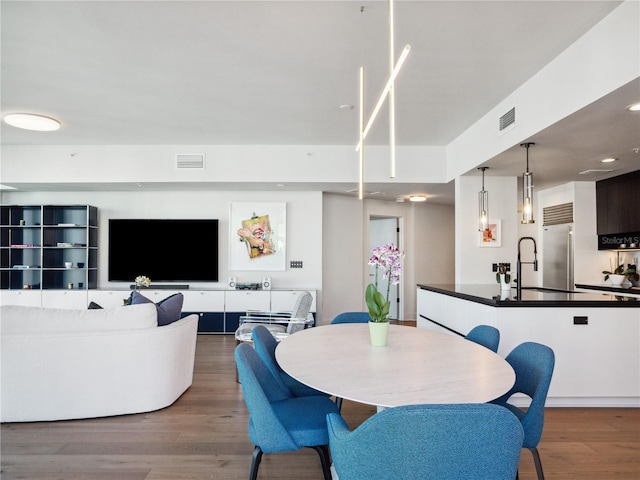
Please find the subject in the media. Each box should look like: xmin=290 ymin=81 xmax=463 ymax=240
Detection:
xmin=88 ymin=290 xmax=132 ymax=308
xmin=182 ymin=290 xmax=225 ymax=312
xmin=270 ymin=290 xmax=317 ymax=312
xmin=42 ymin=290 xmax=88 ymax=309
xmin=496 ymin=307 xmax=640 ymax=405
xmin=416 ymin=289 xmax=495 ymax=335
xmin=3 ymin=288 xmax=317 ymax=335
xmin=416 ymin=287 xmax=640 ymax=407
xmin=1 ymin=290 xmax=42 ymax=307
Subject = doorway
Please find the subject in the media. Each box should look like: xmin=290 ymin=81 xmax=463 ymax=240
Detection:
xmin=368 ymin=216 xmax=401 ymax=320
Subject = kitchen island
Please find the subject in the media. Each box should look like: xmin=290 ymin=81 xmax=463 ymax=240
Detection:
xmin=417 ymin=284 xmax=640 ymax=407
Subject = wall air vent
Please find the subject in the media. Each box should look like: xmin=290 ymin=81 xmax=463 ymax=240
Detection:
xmin=346 ymin=188 xmax=383 ymax=196
xmin=499 ymin=107 xmax=516 ymax=132
xmin=543 ymin=202 xmax=573 ymax=226
xmin=176 ymin=154 xmax=205 ymax=169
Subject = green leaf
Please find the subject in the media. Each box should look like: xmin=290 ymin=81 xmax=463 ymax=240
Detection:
xmin=365 ymin=283 xmax=390 ymax=321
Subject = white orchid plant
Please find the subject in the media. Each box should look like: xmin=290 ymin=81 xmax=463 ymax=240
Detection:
xmin=134 ymin=275 xmax=151 ymax=289
xmin=366 ymin=244 xmax=404 ymax=323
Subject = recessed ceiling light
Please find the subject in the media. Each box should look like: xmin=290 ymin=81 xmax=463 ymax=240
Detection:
xmin=626 ymin=102 xmax=640 ymax=112
xmin=601 ymin=158 xmax=617 ymax=163
xmin=409 ymin=195 xmax=427 ymax=202
xmin=3 ymin=113 xmax=61 ymax=131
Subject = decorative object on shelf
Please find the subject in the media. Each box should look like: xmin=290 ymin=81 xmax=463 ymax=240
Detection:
xmin=496 ymin=264 xmax=511 ymax=291
xmin=478 ymin=219 xmax=501 ymax=247
xmin=602 ymin=264 xmax=638 ymax=286
xmin=478 ymin=166 xmax=489 ymax=232
xmin=520 ymin=142 xmax=535 ymax=224
xmin=366 ymin=243 xmax=404 ymax=346
xmin=134 ymin=275 xmax=151 ymax=292
xmin=229 ymin=202 xmax=286 ymax=271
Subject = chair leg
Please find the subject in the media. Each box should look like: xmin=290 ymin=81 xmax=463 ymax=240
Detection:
xmin=250 ymin=446 xmax=263 ymax=480
xmin=529 ymin=447 xmax=545 ymax=480
xmin=310 ymin=445 xmax=332 ymax=480
xmin=335 ymin=397 xmax=343 ymax=411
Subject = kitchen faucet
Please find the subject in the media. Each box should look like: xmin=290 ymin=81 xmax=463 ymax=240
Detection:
xmin=516 ymin=236 xmax=538 ymax=300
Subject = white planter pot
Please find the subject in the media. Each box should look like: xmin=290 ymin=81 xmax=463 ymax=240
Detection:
xmin=608 ymin=274 xmax=625 ymax=286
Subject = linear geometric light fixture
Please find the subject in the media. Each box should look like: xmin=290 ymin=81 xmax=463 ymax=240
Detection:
xmin=520 ymin=142 xmax=535 ymax=224
xmin=478 ymin=167 xmax=489 ymax=232
xmin=356 ymin=0 xmax=411 ymax=199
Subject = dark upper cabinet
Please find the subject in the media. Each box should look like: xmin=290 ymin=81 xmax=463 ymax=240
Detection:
xmin=596 ymin=170 xmax=640 ymax=235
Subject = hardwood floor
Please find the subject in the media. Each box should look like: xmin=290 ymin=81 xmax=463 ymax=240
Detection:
xmin=2 ymin=334 xmax=639 ymax=480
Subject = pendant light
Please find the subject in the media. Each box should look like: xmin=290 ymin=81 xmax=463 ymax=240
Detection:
xmin=520 ymin=142 xmax=535 ymax=224
xmin=478 ymin=167 xmax=489 ymax=231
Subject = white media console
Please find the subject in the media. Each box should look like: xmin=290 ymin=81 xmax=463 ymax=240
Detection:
xmin=0 ymin=288 xmax=317 ymax=334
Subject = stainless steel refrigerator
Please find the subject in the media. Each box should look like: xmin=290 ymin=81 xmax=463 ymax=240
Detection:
xmin=542 ymin=223 xmax=574 ymax=291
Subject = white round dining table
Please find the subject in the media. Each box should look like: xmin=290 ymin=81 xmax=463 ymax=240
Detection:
xmin=276 ymin=323 xmax=515 ymax=408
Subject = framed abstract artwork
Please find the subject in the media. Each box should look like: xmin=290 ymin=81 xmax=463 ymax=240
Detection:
xmin=229 ymin=202 xmax=286 ymax=271
xmin=478 ymin=219 xmax=501 ymax=247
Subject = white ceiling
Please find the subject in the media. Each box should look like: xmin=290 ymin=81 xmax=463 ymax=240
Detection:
xmin=1 ymin=0 xmax=639 ymax=202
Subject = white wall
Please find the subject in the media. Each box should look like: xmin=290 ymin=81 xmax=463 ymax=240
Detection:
xmin=321 ymin=194 xmax=455 ymax=324
xmin=2 ymin=189 xmax=456 ymax=324
xmin=0 ymin=144 xmax=448 ymax=186
xmin=322 ymin=194 xmax=366 ymax=324
xmin=446 ymin=0 xmax=639 ymax=180
xmin=1 ymin=190 xmax=323 ymax=296
xmin=412 ymin=201 xmax=456 ymax=290
xmin=455 ymin=175 xmax=519 ymax=285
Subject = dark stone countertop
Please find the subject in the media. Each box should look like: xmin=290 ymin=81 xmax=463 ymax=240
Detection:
xmin=417 ymin=284 xmax=639 ymax=308
xmin=575 ymin=283 xmax=640 ymax=295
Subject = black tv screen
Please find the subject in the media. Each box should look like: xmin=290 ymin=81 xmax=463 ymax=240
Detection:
xmin=108 ymin=219 xmax=219 ymax=282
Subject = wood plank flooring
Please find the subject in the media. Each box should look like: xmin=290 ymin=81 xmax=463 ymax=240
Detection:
xmin=2 ymin=333 xmax=639 ymax=480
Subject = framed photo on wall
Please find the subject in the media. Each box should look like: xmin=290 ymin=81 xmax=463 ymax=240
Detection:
xmin=229 ymin=202 xmax=286 ymax=271
xmin=478 ymin=219 xmax=501 ymax=247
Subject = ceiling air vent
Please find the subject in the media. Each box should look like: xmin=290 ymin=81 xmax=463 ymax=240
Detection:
xmin=499 ymin=107 xmax=516 ymax=132
xmin=543 ymin=202 xmax=573 ymax=226
xmin=579 ymin=168 xmax=613 ymax=175
xmin=176 ymin=154 xmax=205 ymax=169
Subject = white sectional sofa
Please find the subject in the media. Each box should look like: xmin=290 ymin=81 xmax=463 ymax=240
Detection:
xmin=1 ymin=303 xmax=199 ymax=422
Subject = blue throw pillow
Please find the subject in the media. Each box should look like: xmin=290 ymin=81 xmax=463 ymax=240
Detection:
xmin=130 ymin=291 xmax=184 ymax=326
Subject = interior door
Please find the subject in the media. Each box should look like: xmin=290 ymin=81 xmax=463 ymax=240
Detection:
xmin=369 ymin=217 xmax=400 ymax=320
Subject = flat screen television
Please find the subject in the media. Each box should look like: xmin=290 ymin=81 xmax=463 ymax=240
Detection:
xmin=108 ymin=219 xmax=219 ymax=282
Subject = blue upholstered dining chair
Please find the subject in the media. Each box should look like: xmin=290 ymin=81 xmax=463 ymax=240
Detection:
xmin=326 ymin=403 xmax=524 ymax=480
xmin=235 ymin=343 xmax=339 ymax=480
xmin=490 ymin=341 xmax=555 ymax=480
xmin=330 ymin=312 xmax=371 ymax=324
xmin=251 ymin=324 xmax=330 ymax=398
xmin=465 ymin=324 xmax=500 ymax=352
